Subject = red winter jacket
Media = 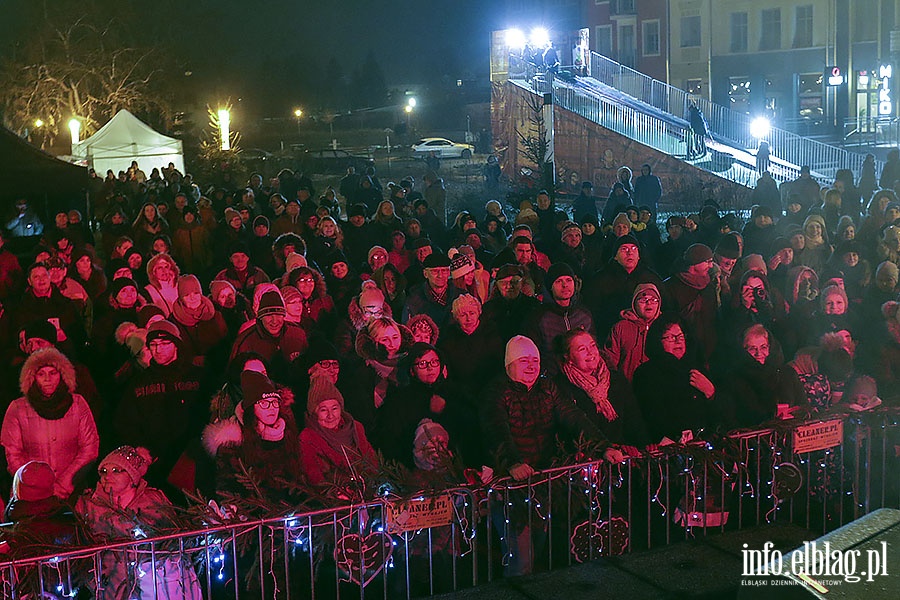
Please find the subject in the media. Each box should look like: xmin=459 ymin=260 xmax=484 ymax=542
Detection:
xmin=603 ymin=309 xmax=654 ymax=381
xmin=299 ymin=417 xmax=377 ymax=486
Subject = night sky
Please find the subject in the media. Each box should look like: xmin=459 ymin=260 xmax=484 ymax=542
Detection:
xmin=167 ymin=0 xmax=495 ymax=89
xmin=2 ymin=0 xmax=498 ymax=113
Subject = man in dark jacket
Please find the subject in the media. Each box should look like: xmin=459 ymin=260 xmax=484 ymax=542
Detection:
xmin=113 ymin=319 xmax=204 ymax=491
xmin=526 ymin=263 xmax=594 ymax=373
xmin=482 ymin=264 xmax=541 ymax=342
xmin=402 ymin=253 xmax=462 ymax=328
xmin=571 ymin=181 xmax=599 ymax=223
xmin=664 ymin=244 xmax=719 ymax=359
xmin=583 ymin=235 xmax=665 ymax=339
xmin=230 ymin=289 xmax=308 ymax=380
xmin=633 ymin=164 xmax=662 ymax=214
xmin=480 ymin=335 xmax=622 ymax=576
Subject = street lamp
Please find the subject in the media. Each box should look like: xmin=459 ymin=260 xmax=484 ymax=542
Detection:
xmin=218 ymin=108 xmax=231 ymax=150
xmin=530 ymin=27 xmax=550 ymax=49
xmin=407 ymin=97 xmax=417 ymax=109
xmin=505 ymin=28 xmax=527 ymax=50
xmin=34 ymin=119 xmax=44 ymax=128
xmin=404 ymin=104 xmax=413 ymax=128
xmin=68 ymin=119 xmax=81 ymax=145
xmin=750 ymin=116 xmax=771 ymax=139
xmin=293 ymin=108 xmax=303 ymax=118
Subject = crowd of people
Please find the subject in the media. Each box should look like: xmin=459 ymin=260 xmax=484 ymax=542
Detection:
xmin=0 ymin=154 xmax=898 ymax=582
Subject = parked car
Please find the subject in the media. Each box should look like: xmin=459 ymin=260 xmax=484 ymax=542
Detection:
xmin=241 ymin=148 xmax=274 ymax=162
xmin=302 ymin=148 xmax=373 ymax=173
xmin=411 ymin=137 xmax=475 ymax=159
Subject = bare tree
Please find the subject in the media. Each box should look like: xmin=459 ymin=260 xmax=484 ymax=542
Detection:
xmin=0 ymin=15 xmax=169 ymax=147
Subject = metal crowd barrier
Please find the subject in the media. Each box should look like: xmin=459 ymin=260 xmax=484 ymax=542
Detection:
xmin=2 ymin=410 xmax=897 ymax=598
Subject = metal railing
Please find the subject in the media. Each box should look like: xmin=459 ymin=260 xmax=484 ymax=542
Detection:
xmin=2 ymin=409 xmax=897 ymax=598
xmin=587 ymin=52 xmax=884 ymax=183
xmin=842 ymin=116 xmax=900 ymax=149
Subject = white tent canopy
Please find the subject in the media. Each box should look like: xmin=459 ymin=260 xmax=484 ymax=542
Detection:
xmin=72 ymin=109 xmax=184 ymax=176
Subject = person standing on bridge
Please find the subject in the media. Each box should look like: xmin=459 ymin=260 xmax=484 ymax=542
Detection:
xmin=687 ymin=103 xmax=709 ymax=158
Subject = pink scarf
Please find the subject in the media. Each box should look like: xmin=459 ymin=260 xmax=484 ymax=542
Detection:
xmin=562 ymin=361 xmax=617 ymax=422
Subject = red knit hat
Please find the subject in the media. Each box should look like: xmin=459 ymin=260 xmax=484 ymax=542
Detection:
xmin=13 ymin=461 xmax=56 ymax=501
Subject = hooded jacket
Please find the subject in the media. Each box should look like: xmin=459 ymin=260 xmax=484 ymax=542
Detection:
xmin=602 ymin=282 xmax=660 ymax=380
xmin=1 ymin=348 xmax=99 ymax=496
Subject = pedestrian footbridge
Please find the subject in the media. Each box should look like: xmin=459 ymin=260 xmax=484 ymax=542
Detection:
xmin=509 ymin=52 xmax=880 ymax=189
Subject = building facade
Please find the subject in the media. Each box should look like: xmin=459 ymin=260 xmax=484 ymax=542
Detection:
xmin=582 ymin=0 xmax=899 ymax=135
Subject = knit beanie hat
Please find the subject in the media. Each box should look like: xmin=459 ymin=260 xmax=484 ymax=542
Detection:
xmin=742 ymin=254 xmax=768 ymax=275
xmin=307 ymin=373 xmax=345 ymax=415
xmin=412 ymin=237 xmax=433 ymax=250
xmin=252 ymin=215 xmax=270 ymax=229
xmin=304 ymin=335 xmax=339 ymax=367
xmin=109 ymin=277 xmax=138 ymax=300
xmin=358 ymin=282 xmax=385 ymax=307
xmin=632 ymin=283 xmax=661 ymax=312
xmin=176 ymin=274 xmax=202 ymax=298
xmin=228 ymin=240 xmax=251 ymax=259
xmin=546 ymin=262 xmax=576 ymax=287
xmin=612 ymin=212 xmax=632 ymax=230
xmin=367 ymin=246 xmax=388 ymax=263
xmin=280 ymin=285 xmax=302 ymax=304
xmin=714 ymin=234 xmax=742 ymax=260
xmin=448 ymin=249 xmax=474 ymax=279
xmin=99 ymin=446 xmax=153 ymax=485
xmin=496 ymin=263 xmax=524 ymax=280
xmin=209 ymin=279 xmax=236 ymax=300
xmin=769 ymin=236 xmax=792 ymax=256
xmin=423 ymin=253 xmax=451 ymax=268
xmin=612 ymin=234 xmax=641 ymax=256
xmin=21 ymin=320 xmax=59 ymax=345
xmin=876 ymin=260 xmax=899 ymax=286
xmin=240 ymin=370 xmax=281 ymax=410
xmin=137 ymin=305 xmax=166 ymax=328
xmin=224 ymin=207 xmax=241 ymax=224
xmin=13 ymin=461 xmax=55 ymax=501
xmin=324 ymin=249 xmax=349 ymax=269
xmin=348 ymin=203 xmax=368 ymax=218
xmin=256 ymin=290 xmax=286 ymax=318
xmin=684 ymin=243 xmax=714 ymax=266
xmin=413 ymin=419 xmax=449 ymax=454
xmin=285 ymin=252 xmax=308 ymax=273
xmin=505 ymin=335 xmax=539 ymax=367
xmin=146 ymin=319 xmax=182 ymax=344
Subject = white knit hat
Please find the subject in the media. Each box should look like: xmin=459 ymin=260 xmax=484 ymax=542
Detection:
xmin=505 ymin=335 xmax=539 ymax=367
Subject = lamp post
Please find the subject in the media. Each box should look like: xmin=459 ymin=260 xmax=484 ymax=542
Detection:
xmin=68 ymin=119 xmax=81 ymax=146
xmin=293 ymin=108 xmax=302 ymax=137
xmin=405 ymin=97 xmax=416 ymax=129
xmin=218 ymin=108 xmax=231 ymax=150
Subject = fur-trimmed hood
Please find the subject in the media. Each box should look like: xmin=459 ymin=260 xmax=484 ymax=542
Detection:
xmin=202 ymin=385 xmax=295 ymax=457
xmin=145 ymin=253 xmax=180 ymax=289
xmin=19 ymin=347 xmax=77 ymax=396
xmin=406 ymin=313 xmax=440 ymax=345
xmin=202 ymin=417 xmax=243 ymax=457
xmin=346 ymin=294 xmax=394 ymax=331
xmin=355 ymin=321 xmax=415 ymax=362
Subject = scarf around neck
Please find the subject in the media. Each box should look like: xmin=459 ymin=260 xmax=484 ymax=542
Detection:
xmin=677 ymin=269 xmax=711 ymax=290
xmin=562 ymin=361 xmax=617 ymax=422
xmin=256 ymin=417 xmax=286 ymax=442
xmin=172 ymin=295 xmax=216 ymax=327
xmin=313 ymin=414 xmax=359 ymax=456
xmin=27 ymin=383 xmax=74 ymax=420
